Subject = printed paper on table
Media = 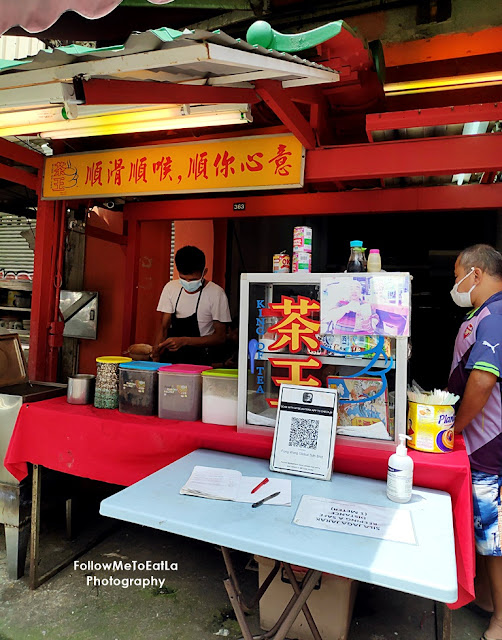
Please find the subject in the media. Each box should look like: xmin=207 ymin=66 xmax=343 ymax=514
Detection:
xmin=293 ymin=495 xmax=416 ymax=545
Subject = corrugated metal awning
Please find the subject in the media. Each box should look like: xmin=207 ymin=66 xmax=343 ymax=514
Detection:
xmin=0 ymin=26 xmax=337 ymax=92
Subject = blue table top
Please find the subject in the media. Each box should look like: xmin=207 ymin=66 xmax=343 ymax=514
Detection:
xmin=100 ymin=449 xmax=457 ymax=603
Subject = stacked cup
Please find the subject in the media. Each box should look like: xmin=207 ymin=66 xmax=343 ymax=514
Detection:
xmin=292 ymin=226 xmax=312 ymax=273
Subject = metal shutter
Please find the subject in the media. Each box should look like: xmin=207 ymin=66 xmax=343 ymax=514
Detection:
xmin=0 ymin=213 xmax=36 ymax=279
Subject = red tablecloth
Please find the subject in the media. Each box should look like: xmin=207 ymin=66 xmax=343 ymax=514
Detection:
xmin=4 ymin=396 xmax=474 ymax=609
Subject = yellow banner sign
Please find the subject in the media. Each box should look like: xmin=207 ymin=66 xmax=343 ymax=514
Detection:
xmin=42 ymin=134 xmax=304 ymax=200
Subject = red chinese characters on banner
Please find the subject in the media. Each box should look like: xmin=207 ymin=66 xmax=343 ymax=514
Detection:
xmin=153 ymin=156 xmax=173 ymax=182
xmin=108 ymin=158 xmax=125 ymax=186
xmin=268 ymin=296 xmax=320 ymax=353
xmin=85 ymin=161 xmax=103 ymax=187
xmin=240 ymin=152 xmax=264 ymax=173
xmin=268 ymin=144 xmax=292 ymax=176
xmin=51 ymin=160 xmax=78 ymax=191
xmin=266 ymin=356 xmax=322 ymax=408
xmin=129 ymin=157 xmax=148 ymax=184
xmin=188 ymin=152 xmax=208 ymax=181
xmin=214 ymin=150 xmax=235 ymax=178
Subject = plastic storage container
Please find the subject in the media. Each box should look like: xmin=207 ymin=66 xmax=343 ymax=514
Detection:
xmin=201 ymin=369 xmax=238 ymax=426
xmin=94 ymin=356 xmax=132 ymax=409
xmin=158 ymin=364 xmax=212 ymax=421
xmin=118 ymin=361 xmax=165 ymax=416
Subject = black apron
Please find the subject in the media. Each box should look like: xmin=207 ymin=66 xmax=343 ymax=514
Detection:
xmin=160 ymin=285 xmax=208 ymax=365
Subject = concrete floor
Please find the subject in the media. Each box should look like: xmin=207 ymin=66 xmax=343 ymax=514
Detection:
xmin=0 ymin=515 xmax=490 ymax=640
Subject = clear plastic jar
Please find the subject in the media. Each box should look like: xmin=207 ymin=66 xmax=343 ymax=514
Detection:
xmin=94 ymin=356 xmax=132 ymax=409
xmin=367 ymin=249 xmax=382 ymax=272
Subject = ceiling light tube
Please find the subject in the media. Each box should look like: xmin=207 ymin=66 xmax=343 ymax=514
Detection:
xmin=0 ymin=104 xmax=251 ymax=138
xmin=38 ymin=109 xmax=252 ymax=140
xmin=384 ymin=71 xmax=502 ymax=96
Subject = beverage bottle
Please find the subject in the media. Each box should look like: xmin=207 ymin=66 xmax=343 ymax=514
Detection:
xmin=367 ymin=249 xmax=382 ymax=272
xmin=347 ymin=240 xmax=366 ymax=272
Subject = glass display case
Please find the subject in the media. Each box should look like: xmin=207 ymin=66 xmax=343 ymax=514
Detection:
xmin=237 ymin=273 xmax=410 ymax=451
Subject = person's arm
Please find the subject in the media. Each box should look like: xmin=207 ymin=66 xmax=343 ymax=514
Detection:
xmin=152 ymin=313 xmax=172 ymax=360
xmin=161 ymin=320 xmax=227 ymax=352
xmin=453 ymin=369 xmax=498 ymax=433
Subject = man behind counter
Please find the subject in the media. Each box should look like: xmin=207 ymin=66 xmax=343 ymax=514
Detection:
xmin=153 ymin=245 xmax=231 ymax=364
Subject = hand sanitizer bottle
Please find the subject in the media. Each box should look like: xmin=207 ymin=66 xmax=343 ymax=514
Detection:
xmin=387 ymin=434 xmax=413 ymax=503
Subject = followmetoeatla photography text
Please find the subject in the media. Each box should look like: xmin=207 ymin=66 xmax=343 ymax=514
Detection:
xmin=74 ymin=560 xmax=179 ymax=589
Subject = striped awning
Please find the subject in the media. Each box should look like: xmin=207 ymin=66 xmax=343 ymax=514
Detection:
xmin=0 ymin=0 xmax=173 ymax=36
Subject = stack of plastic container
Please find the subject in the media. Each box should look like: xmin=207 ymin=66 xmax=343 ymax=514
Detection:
xmin=158 ymin=364 xmax=212 ymax=421
xmin=201 ymin=369 xmax=239 ymax=426
xmin=292 ymin=226 xmax=312 ymax=273
xmin=118 ymin=361 xmax=165 ymax=416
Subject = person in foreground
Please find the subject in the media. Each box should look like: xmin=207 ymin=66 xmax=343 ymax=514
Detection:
xmin=448 ymin=244 xmax=502 ymax=640
xmin=153 ymin=245 xmax=231 ymax=365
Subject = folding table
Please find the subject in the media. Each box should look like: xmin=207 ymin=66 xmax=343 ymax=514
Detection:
xmin=100 ymin=449 xmax=457 ymax=640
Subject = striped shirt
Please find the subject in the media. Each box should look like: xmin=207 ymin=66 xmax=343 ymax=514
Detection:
xmin=448 ymin=291 xmax=502 ymax=473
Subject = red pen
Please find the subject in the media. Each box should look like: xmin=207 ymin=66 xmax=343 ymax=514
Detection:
xmin=251 ymin=478 xmax=269 ymax=494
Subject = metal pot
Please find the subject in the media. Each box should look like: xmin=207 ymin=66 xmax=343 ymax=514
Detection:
xmin=67 ymin=374 xmax=96 ymax=405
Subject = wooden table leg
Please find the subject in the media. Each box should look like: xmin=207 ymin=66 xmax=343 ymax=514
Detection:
xmin=29 ymin=464 xmax=42 ymax=590
xmin=434 ymin=602 xmax=452 ymax=640
xmin=282 ymin=563 xmax=322 ymax=640
xmin=442 ymin=603 xmax=452 ymax=640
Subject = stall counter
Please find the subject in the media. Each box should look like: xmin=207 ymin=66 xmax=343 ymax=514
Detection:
xmin=4 ymin=396 xmax=474 ymax=609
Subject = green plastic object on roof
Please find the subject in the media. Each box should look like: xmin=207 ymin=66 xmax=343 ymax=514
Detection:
xmin=246 ymin=19 xmax=385 ymax=84
xmin=246 ymin=19 xmax=359 ymax=53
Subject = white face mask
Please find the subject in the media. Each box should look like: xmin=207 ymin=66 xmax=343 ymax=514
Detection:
xmin=450 ymin=267 xmax=476 ymax=307
xmin=180 ymin=277 xmax=203 ymax=293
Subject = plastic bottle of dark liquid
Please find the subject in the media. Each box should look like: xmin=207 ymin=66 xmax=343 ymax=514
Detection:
xmin=347 ymin=240 xmax=366 ymax=272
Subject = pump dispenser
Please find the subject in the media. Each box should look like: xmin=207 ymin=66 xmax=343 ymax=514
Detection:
xmin=386 ymin=434 xmax=413 ymax=503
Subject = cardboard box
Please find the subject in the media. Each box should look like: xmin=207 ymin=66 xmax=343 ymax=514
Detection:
xmin=255 ymin=555 xmax=358 ymax=640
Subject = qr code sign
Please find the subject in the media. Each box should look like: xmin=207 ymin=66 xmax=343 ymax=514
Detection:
xmin=289 ymin=417 xmax=319 ymax=449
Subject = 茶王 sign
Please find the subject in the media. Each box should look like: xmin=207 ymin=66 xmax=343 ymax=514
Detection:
xmin=42 ymin=134 xmax=305 ymax=200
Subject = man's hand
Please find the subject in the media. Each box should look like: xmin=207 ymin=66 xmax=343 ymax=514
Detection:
xmin=161 ymin=336 xmax=190 ymax=352
xmin=453 ymin=369 xmax=498 ymax=433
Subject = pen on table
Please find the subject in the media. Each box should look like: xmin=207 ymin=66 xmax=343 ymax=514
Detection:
xmin=251 ymin=478 xmax=269 ymax=494
xmin=252 ymin=491 xmax=280 ymax=508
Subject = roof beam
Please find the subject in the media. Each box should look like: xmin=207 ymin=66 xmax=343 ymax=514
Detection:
xmin=125 ymin=183 xmax=502 ymax=221
xmin=81 ymin=77 xmax=261 ymax=106
xmin=0 ymin=138 xmax=43 ymax=169
xmin=367 ymin=103 xmax=502 ymax=140
xmin=305 ymin=134 xmax=502 ymax=181
xmin=0 ymin=162 xmax=37 ymax=190
xmin=205 ymin=43 xmax=338 ymax=85
xmin=255 ymin=79 xmax=316 ymax=150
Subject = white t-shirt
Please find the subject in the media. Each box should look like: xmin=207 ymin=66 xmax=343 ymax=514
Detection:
xmin=157 ymin=280 xmax=231 ymax=337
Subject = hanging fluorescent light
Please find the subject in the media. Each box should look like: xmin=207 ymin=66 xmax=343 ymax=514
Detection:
xmin=0 ymin=104 xmax=252 ymax=139
xmin=452 ymin=121 xmax=489 ymax=186
xmin=385 ymin=71 xmax=502 ymax=96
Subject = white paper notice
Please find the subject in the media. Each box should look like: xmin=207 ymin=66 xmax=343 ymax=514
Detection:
xmin=180 ymin=466 xmax=241 ymax=501
xmin=293 ymin=496 xmax=416 ymax=545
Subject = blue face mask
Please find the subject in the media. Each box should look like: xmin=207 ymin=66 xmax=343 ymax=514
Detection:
xmin=180 ymin=277 xmax=203 ymax=293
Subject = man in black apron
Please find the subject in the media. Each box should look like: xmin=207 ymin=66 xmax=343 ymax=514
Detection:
xmin=153 ymin=246 xmax=231 ymax=365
